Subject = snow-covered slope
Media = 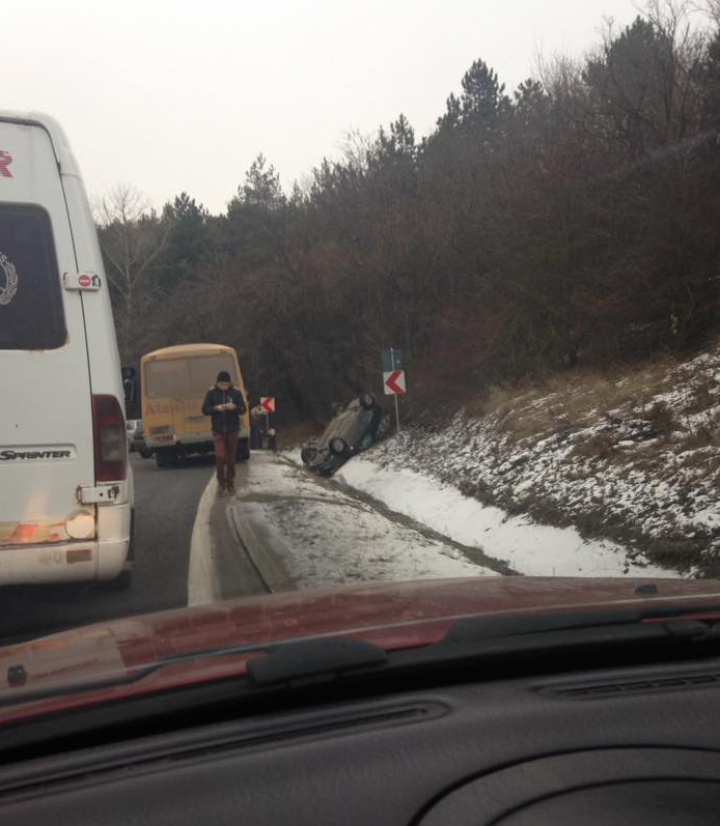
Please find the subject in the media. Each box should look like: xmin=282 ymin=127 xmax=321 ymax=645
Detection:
xmin=340 ymin=343 xmax=720 ymax=578
xmin=337 ymin=459 xmax=674 ymax=578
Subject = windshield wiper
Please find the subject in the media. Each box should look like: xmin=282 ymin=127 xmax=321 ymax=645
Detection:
xmin=0 ymin=636 xmax=389 ymax=710
xmin=224 ymin=611 xmax=720 ymax=687
xmin=0 ymin=639 xmax=278 ymax=710
xmin=446 ymin=607 xmax=661 ymax=642
xmin=222 ymin=614 xmax=720 ymax=689
xmin=247 ymin=638 xmax=389 ymax=686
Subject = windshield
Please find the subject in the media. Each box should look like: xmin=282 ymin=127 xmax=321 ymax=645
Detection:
xmin=0 ymin=204 xmax=65 ymax=350
xmin=145 ymin=355 xmax=238 ymax=399
xmin=4 ymin=0 xmax=720 ymax=719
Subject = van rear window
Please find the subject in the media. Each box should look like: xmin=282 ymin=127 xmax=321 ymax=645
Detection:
xmin=0 ymin=204 xmax=66 ymax=350
xmin=145 ymin=355 xmax=238 ymax=399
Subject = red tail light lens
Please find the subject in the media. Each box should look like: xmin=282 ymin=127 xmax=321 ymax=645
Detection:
xmin=92 ymin=395 xmax=127 ymax=482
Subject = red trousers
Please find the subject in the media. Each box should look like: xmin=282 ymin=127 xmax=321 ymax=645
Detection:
xmin=213 ymin=432 xmax=239 ymax=488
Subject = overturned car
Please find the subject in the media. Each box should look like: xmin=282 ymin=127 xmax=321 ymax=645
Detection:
xmin=301 ymin=392 xmax=385 ymax=477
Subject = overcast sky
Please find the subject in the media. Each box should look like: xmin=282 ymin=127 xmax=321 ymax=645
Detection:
xmin=3 ymin=0 xmax=647 ymax=214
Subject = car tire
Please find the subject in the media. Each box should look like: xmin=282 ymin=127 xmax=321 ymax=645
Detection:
xmin=359 ymin=392 xmax=376 ymax=410
xmin=139 ymin=449 xmax=152 ymax=459
xmin=301 ymin=446 xmax=317 ymax=464
xmin=329 ymin=437 xmax=349 ymax=457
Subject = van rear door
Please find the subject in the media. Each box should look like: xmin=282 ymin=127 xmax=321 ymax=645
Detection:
xmin=0 ymin=118 xmax=96 ymax=553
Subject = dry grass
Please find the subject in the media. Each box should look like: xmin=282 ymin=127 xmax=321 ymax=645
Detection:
xmin=451 ymin=339 xmax=720 ymax=574
xmin=462 ymin=350 xmax=720 ymax=445
xmin=569 ymin=432 xmax=618 ymax=462
xmin=642 ymin=401 xmax=678 ymax=433
xmin=276 ymin=420 xmax=325 ymax=450
xmin=684 ymin=379 xmax=719 ymax=416
xmin=677 ymin=419 xmax=720 ymax=452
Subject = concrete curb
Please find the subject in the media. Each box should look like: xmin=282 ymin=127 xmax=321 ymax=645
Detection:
xmin=227 ymin=504 xmax=295 ymax=593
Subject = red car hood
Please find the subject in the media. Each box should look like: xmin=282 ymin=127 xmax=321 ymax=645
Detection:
xmin=2 ymin=575 xmax=720 ymax=723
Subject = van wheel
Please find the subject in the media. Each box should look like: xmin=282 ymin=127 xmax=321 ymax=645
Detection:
xmin=140 ymin=449 xmax=153 ymax=459
xmin=111 ymin=568 xmax=133 ymax=589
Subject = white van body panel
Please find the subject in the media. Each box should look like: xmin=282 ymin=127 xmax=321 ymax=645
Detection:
xmin=0 ymin=112 xmax=132 ymax=584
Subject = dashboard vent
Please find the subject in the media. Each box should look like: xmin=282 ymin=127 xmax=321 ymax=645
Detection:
xmin=543 ymin=672 xmax=720 ymax=699
xmin=0 ymin=702 xmax=447 ymax=801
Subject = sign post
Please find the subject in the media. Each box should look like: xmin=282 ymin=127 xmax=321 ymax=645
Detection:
xmin=260 ymin=397 xmax=275 ymax=449
xmin=382 ymin=348 xmax=406 ymax=434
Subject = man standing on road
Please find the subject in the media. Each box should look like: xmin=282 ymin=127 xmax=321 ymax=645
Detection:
xmin=201 ymin=371 xmax=247 ymax=496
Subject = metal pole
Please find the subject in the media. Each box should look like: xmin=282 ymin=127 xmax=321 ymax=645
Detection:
xmin=391 ymin=348 xmax=400 ymax=434
xmin=265 ymin=385 xmax=270 ymax=442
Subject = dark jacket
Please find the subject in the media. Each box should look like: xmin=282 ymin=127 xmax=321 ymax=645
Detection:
xmin=201 ymin=386 xmax=247 ymax=434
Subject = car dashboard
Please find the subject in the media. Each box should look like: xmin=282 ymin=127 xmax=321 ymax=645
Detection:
xmin=3 ymin=650 xmax=720 ymax=825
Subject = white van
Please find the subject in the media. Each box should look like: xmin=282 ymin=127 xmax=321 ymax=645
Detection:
xmin=0 ymin=111 xmax=133 ymax=586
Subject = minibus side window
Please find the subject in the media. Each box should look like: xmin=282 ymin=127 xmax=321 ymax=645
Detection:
xmin=0 ymin=204 xmax=66 ymax=350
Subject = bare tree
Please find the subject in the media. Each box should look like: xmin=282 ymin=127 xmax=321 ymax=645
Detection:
xmin=95 ymin=184 xmax=170 ymax=358
xmin=690 ymin=0 xmax=720 ymax=25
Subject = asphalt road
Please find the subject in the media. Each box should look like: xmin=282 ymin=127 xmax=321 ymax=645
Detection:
xmin=0 ymin=454 xmax=218 ymax=646
xmin=0 ymin=450 xmax=499 ymax=648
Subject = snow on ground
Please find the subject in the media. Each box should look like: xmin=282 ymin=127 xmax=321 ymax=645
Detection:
xmin=272 ymin=341 xmax=720 ymax=579
xmin=337 ymin=460 xmax=674 ymax=578
xmin=233 ymin=454 xmax=497 ymax=590
xmin=327 ymin=342 xmax=720 ymax=577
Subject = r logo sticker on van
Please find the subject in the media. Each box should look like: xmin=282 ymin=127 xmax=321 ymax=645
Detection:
xmin=0 ymin=151 xmax=13 ymax=178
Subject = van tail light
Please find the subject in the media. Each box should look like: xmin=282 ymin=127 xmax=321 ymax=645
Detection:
xmin=92 ymin=395 xmax=127 ymax=482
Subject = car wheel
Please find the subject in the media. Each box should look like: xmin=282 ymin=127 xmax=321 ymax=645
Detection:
xmin=329 ymin=437 xmax=349 ymax=457
xmin=140 ymin=449 xmax=152 ymax=459
xmin=301 ymin=446 xmax=318 ymax=464
xmin=359 ymin=392 xmax=376 ymax=410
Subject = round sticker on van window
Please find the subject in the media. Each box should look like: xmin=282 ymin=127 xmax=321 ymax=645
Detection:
xmin=0 ymin=251 xmax=18 ymax=307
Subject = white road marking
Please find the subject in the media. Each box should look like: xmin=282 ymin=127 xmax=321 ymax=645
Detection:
xmin=187 ymin=474 xmax=220 ymax=606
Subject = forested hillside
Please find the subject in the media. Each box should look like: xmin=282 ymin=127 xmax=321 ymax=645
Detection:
xmin=101 ymin=2 xmax=720 ymax=423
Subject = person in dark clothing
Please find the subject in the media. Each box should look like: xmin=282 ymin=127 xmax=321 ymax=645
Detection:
xmin=201 ymin=371 xmax=247 ymax=495
xmin=250 ymin=404 xmax=265 ymax=450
